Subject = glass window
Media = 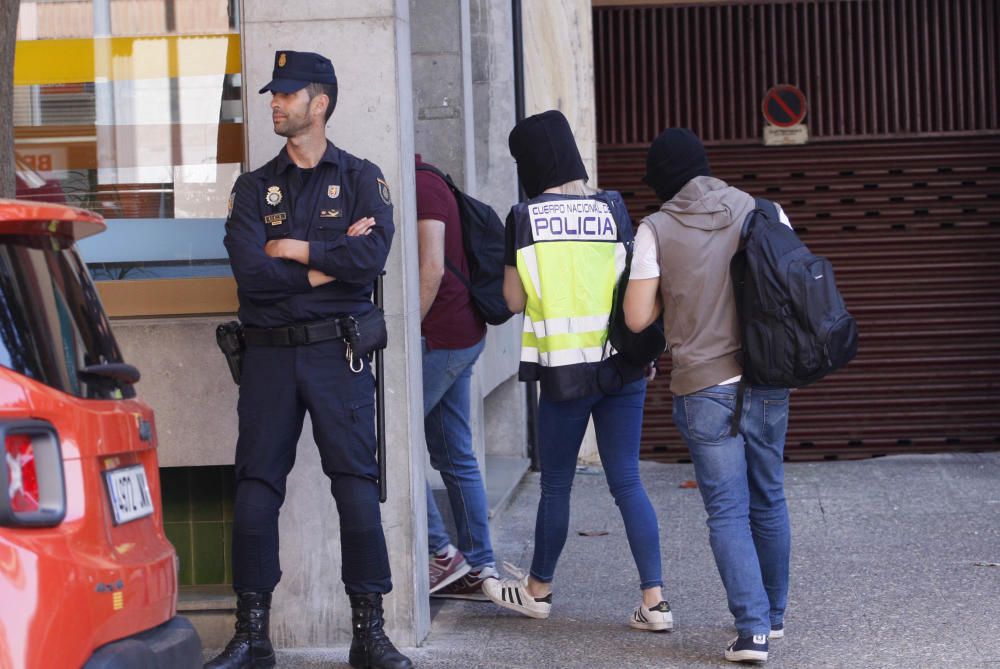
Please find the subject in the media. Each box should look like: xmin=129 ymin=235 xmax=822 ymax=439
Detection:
xmin=0 ymin=234 xmax=134 ymax=399
xmin=13 ymin=0 xmax=243 ymax=280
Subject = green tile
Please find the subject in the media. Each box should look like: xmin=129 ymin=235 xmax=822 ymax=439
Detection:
xmin=159 ymin=467 xmax=191 ymax=523
xmin=222 ymin=466 xmax=235 ymax=521
xmin=190 ymin=466 xmax=224 ymax=522
xmin=165 ymin=522 xmax=194 ymax=586
xmin=192 ymin=521 xmax=226 ymax=585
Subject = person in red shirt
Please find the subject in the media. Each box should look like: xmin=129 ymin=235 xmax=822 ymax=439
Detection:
xmin=416 ymin=155 xmax=497 ymax=599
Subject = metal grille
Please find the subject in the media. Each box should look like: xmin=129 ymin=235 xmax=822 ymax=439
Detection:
xmin=598 ymin=137 xmax=1000 ymax=461
xmin=594 ymin=0 xmax=1000 ymax=145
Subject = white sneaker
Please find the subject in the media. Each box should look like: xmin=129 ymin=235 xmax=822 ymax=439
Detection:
xmin=482 ymin=563 xmax=552 ymax=620
xmin=629 ymin=600 xmax=673 ymax=632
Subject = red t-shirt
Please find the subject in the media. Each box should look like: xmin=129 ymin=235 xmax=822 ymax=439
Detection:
xmin=415 ymin=156 xmax=486 ymax=350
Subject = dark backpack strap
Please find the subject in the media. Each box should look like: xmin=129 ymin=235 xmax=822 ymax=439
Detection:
xmin=415 ymin=163 xmax=454 ymax=187
xmin=731 ymin=380 xmax=746 ymax=437
xmin=444 ymin=257 xmax=471 ymax=288
xmin=730 ymin=197 xmax=780 ymax=436
xmin=739 ymin=197 xmax=782 ymax=250
xmin=416 ymin=164 xmax=470 ymax=286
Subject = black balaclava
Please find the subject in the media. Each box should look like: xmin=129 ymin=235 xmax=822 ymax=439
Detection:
xmin=508 ymin=110 xmax=589 ymax=199
xmin=643 ymin=128 xmax=712 ymax=202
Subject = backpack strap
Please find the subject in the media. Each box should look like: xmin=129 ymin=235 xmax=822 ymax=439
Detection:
xmin=730 ymin=197 xmax=780 ymax=436
xmin=731 ymin=380 xmax=746 ymax=437
xmin=415 ymin=162 xmax=454 ymax=187
xmin=740 ymin=197 xmax=781 ymax=244
xmin=415 ymin=163 xmax=472 ymax=287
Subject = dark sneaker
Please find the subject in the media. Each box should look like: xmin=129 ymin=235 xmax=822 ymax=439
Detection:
xmin=431 ymin=565 xmax=498 ymax=600
xmin=725 ymin=634 xmax=768 ymax=663
xmin=429 ymin=544 xmax=470 ymax=594
xmin=769 ymin=623 xmax=784 ymax=639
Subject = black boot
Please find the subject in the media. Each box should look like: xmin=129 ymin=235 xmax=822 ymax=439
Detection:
xmin=203 ymin=591 xmax=276 ymax=669
xmin=348 ymin=593 xmax=414 ymax=669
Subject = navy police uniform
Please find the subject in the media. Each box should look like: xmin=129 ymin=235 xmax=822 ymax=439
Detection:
xmin=223 ymin=54 xmax=395 ymax=597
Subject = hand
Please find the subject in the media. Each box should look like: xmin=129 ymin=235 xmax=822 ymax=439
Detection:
xmin=265 ymin=239 xmax=310 ymax=264
xmin=347 ymin=216 xmax=376 ymax=236
xmin=646 ymin=362 xmax=657 ymax=381
xmin=308 ymin=269 xmax=335 ymax=287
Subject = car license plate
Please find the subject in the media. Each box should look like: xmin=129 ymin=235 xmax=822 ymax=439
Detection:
xmin=104 ymin=465 xmax=155 ymax=525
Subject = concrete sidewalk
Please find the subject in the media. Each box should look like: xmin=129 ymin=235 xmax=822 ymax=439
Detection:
xmin=265 ymin=452 xmax=1000 ymax=668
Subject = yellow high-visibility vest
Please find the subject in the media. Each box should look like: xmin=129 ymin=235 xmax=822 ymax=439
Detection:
xmin=510 ymin=192 xmax=630 ymax=400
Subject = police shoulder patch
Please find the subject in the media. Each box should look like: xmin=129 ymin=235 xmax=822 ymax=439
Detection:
xmin=227 ymin=191 xmax=236 ymax=219
xmin=376 ymin=178 xmax=391 ymax=206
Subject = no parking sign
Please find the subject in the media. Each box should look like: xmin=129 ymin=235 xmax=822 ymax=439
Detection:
xmin=762 ymin=84 xmax=809 ymax=146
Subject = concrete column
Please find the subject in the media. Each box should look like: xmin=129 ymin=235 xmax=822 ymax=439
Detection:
xmin=410 ymin=0 xmax=475 ymax=189
xmin=521 ymin=0 xmax=601 ymax=462
xmin=242 ymin=0 xmax=427 ymax=647
xmin=469 ymin=0 xmax=527 ymax=461
xmin=521 ymin=0 xmax=598 ymax=185
xmin=411 ymin=0 xmax=527 ymax=485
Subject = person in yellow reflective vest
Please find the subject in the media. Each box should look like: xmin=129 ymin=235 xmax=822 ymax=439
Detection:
xmin=482 ymin=110 xmax=673 ymax=633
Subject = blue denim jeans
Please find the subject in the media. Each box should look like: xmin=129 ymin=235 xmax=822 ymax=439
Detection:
xmin=530 ymin=378 xmax=663 ymax=590
xmin=423 ymin=337 xmax=495 ymax=569
xmin=673 ymin=383 xmax=791 ymax=637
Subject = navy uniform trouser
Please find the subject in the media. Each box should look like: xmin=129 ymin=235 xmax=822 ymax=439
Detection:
xmin=231 ymin=337 xmax=392 ymax=595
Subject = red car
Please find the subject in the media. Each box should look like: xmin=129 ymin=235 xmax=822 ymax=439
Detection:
xmin=0 ymin=200 xmax=201 ymax=668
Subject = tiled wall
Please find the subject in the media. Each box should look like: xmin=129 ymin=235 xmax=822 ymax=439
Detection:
xmin=161 ymin=465 xmax=234 ymax=586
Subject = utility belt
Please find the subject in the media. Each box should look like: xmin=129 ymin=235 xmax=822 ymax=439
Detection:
xmin=216 ymin=309 xmax=387 ymax=383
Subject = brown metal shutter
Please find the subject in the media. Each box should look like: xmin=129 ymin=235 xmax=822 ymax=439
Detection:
xmin=594 ymin=1 xmax=1000 ymax=461
xmin=599 ymin=138 xmax=1000 ymax=461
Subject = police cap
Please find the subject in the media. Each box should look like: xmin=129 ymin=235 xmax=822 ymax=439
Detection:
xmin=258 ymin=50 xmax=338 ymax=95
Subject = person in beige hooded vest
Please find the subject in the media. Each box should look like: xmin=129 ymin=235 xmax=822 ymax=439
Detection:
xmin=624 ymin=129 xmax=793 ymax=664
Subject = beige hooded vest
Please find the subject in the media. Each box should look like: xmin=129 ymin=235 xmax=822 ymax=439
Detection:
xmin=643 ymin=176 xmax=756 ymax=395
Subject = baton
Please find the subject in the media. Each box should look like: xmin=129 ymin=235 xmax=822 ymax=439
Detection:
xmin=374 ymin=272 xmax=387 ymax=503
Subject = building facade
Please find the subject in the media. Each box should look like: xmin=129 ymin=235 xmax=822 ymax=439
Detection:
xmin=11 ymin=0 xmax=596 ymax=649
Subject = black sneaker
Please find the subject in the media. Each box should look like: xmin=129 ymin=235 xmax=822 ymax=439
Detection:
xmin=725 ymin=634 xmax=768 ymax=663
xmin=769 ymin=622 xmax=784 ymax=639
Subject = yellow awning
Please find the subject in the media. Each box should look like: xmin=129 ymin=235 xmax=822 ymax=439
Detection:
xmin=14 ymin=33 xmax=241 ymax=86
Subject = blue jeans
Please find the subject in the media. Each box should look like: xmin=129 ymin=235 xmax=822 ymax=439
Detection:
xmin=423 ymin=337 xmax=495 ymax=569
xmin=530 ymin=378 xmax=663 ymax=590
xmin=673 ymin=383 xmax=791 ymax=637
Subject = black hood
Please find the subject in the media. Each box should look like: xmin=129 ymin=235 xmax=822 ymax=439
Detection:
xmin=644 ymin=128 xmax=711 ymax=202
xmin=508 ymin=110 xmax=589 ymax=199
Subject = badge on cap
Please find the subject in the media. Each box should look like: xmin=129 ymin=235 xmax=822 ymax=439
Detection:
xmin=278 ymin=53 xmax=287 ymax=68
xmin=265 ymin=186 xmax=283 ymax=207
xmin=328 ymin=185 xmax=340 ymax=199
xmin=377 ymin=178 xmax=391 ymax=206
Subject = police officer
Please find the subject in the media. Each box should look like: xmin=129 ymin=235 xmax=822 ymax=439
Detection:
xmin=205 ymin=51 xmax=412 ymax=669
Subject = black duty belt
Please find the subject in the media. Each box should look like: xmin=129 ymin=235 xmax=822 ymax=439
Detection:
xmin=244 ymin=319 xmax=346 ymax=347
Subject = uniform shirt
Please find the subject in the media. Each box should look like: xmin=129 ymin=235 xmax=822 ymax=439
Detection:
xmin=415 ymin=156 xmax=485 ymax=350
xmin=225 ymin=141 xmax=394 ymax=328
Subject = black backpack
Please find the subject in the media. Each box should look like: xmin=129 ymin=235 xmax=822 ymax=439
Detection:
xmin=730 ymin=198 xmax=858 ymax=388
xmin=416 ymin=165 xmax=513 ymax=325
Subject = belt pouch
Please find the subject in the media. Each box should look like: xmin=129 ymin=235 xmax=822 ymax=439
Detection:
xmin=342 ymin=308 xmax=388 ymax=358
